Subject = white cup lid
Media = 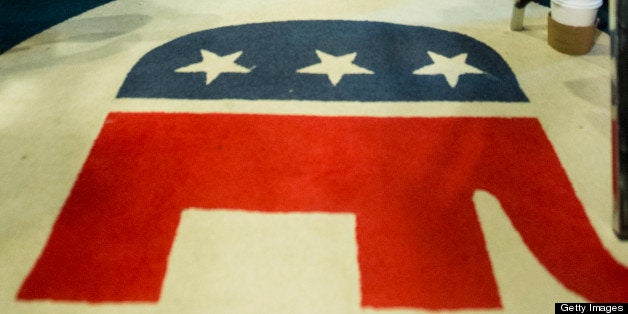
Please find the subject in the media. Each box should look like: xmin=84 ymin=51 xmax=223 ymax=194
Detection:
xmin=551 ymin=0 xmax=603 ymax=9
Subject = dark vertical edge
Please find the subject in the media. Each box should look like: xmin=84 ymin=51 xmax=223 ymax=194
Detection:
xmin=611 ymin=0 xmax=628 ymax=239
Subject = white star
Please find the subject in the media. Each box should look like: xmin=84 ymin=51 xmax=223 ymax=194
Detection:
xmin=296 ymin=50 xmax=374 ymax=86
xmin=412 ymin=51 xmax=484 ymax=88
xmin=175 ymin=50 xmax=252 ymax=85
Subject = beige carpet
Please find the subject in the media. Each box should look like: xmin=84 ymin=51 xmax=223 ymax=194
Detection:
xmin=0 ymin=1 xmax=626 ymax=313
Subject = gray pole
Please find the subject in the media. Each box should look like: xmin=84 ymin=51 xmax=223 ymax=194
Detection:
xmin=611 ymin=0 xmax=628 ymax=239
xmin=511 ymin=0 xmax=533 ymax=31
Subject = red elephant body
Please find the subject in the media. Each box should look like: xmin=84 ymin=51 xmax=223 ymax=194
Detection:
xmin=18 ymin=113 xmax=628 ymax=309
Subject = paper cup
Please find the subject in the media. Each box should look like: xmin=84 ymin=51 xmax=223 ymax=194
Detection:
xmin=547 ymin=13 xmax=599 ymax=55
xmin=550 ymin=0 xmax=602 ymax=27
